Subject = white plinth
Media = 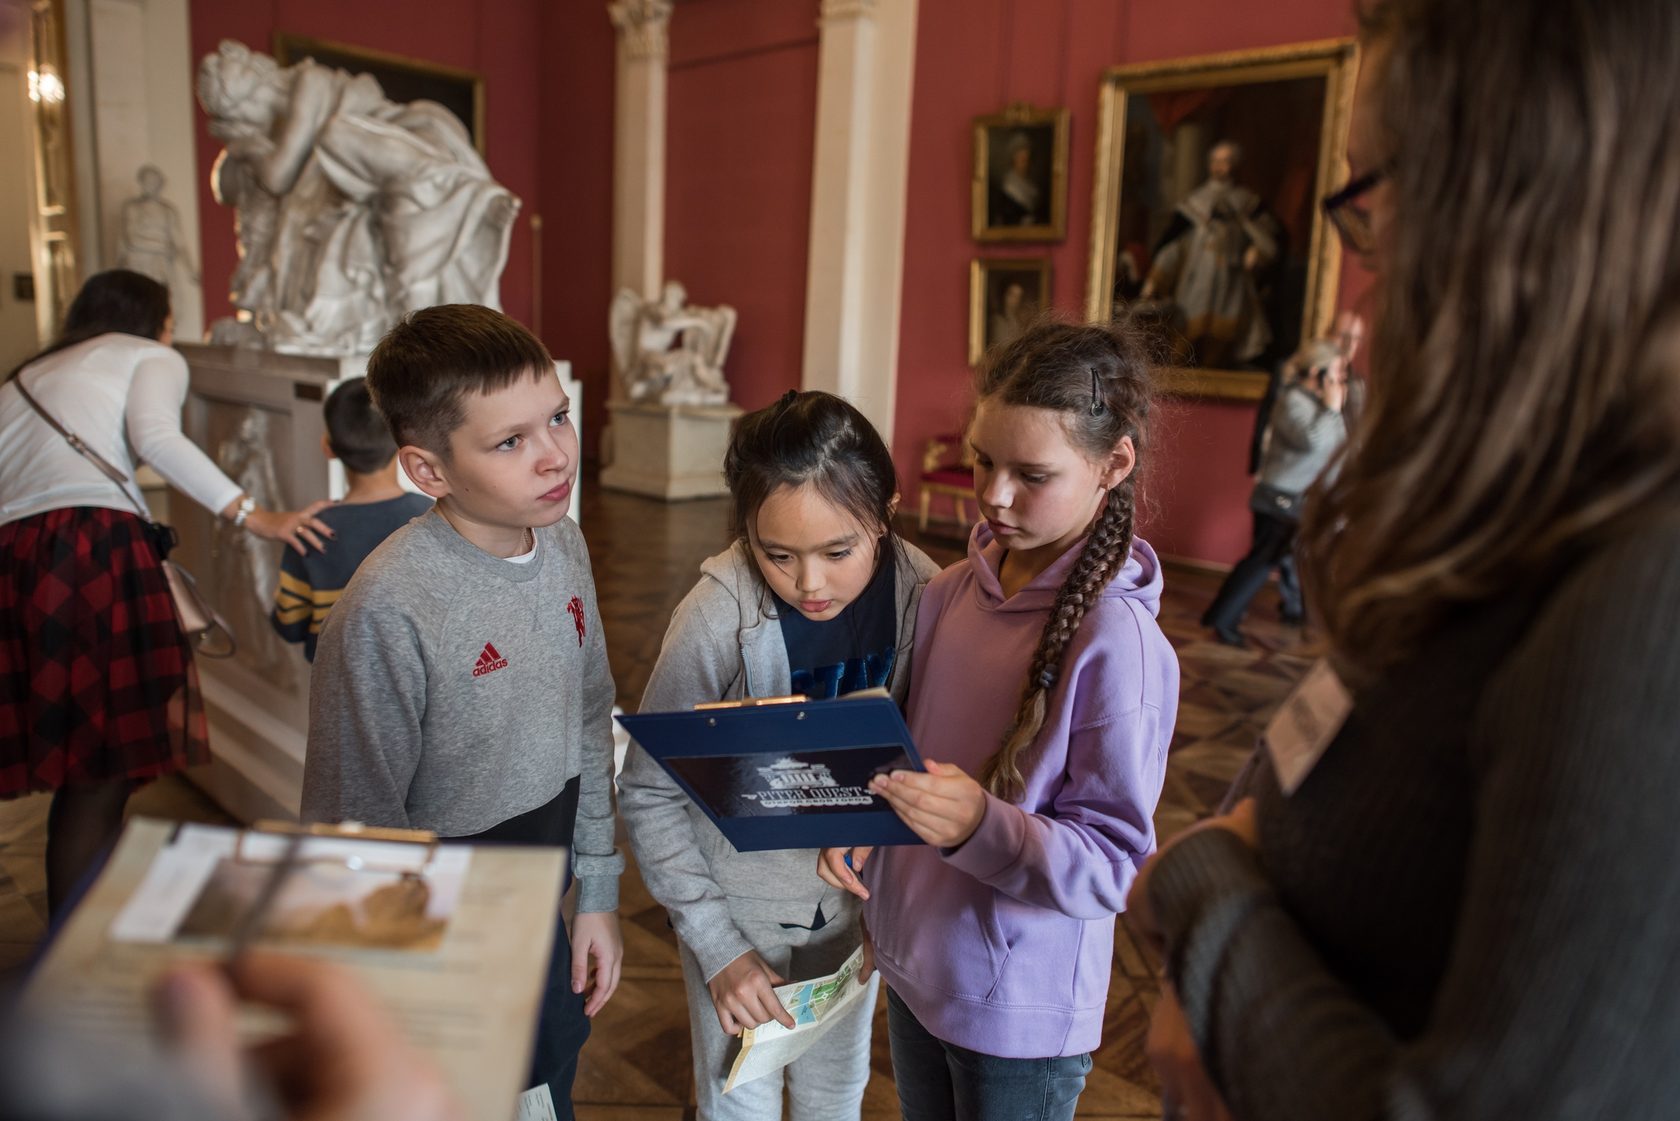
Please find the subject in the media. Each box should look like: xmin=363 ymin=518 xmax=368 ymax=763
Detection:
xmin=600 ymin=401 xmax=743 ymax=500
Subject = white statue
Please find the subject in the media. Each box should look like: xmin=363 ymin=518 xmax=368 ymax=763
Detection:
xmin=117 ymin=165 xmax=200 ymax=301
xmin=195 ymin=40 xmax=520 ymax=355
xmin=609 ymin=281 xmax=736 ymax=407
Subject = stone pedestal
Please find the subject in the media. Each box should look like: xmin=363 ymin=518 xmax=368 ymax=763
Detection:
xmin=169 ymin=344 xmax=340 ymax=822
xmin=599 ymin=401 xmax=742 ymax=500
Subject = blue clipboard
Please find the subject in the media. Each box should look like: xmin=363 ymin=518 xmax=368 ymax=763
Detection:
xmin=616 ymin=693 xmax=926 ymax=852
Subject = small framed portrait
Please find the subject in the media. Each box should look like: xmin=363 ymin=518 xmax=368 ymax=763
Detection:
xmin=1085 ymin=40 xmax=1359 ymax=399
xmin=972 ymin=103 xmax=1069 ymax=242
xmin=970 ymin=257 xmax=1052 ymax=365
xmin=274 ymin=34 xmax=486 ymax=154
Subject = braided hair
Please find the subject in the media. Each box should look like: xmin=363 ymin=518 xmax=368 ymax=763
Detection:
xmin=975 ymin=320 xmax=1151 ymax=800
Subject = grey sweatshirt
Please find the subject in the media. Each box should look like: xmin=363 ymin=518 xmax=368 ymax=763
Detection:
xmin=302 ymin=508 xmax=624 ymax=912
xmin=618 ymin=538 xmax=940 ymax=980
xmin=1258 ymin=383 xmax=1348 ymax=495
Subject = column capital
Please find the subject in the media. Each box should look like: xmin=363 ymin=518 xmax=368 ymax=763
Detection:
xmin=819 ymin=0 xmax=879 ymax=26
xmin=608 ymin=0 xmax=673 ymax=62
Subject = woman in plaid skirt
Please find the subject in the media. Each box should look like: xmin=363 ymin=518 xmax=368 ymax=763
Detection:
xmin=0 ymin=270 xmax=334 ymax=913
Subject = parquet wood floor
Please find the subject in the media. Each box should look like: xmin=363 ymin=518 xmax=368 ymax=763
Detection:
xmin=0 ymin=477 xmax=1316 ymax=1120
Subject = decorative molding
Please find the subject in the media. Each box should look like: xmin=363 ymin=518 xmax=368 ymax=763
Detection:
xmin=820 ymin=0 xmax=879 ymax=25
xmin=607 ymin=0 xmax=673 ymax=62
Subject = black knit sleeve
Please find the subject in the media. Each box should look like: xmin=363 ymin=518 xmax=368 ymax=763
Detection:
xmin=1148 ymin=520 xmax=1680 ymax=1121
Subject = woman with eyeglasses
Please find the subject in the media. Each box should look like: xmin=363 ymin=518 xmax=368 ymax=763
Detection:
xmin=1127 ymin=1 xmax=1680 ymax=1118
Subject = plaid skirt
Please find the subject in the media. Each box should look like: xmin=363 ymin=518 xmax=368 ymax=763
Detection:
xmin=0 ymin=506 xmax=209 ymax=797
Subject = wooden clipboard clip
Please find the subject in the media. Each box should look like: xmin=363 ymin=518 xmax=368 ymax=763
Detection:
xmin=691 ymin=686 xmax=889 ymax=713
xmin=224 ymin=822 xmax=443 ymax=962
xmin=693 ymin=694 xmax=810 ymax=712
xmin=234 ymin=819 xmax=442 ymax=876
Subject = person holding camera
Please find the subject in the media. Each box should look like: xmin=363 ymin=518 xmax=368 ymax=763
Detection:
xmin=1201 ymin=333 xmax=1352 ymax=647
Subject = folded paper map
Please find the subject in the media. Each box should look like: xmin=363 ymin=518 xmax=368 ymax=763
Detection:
xmin=725 ymin=944 xmax=873 ymax=1093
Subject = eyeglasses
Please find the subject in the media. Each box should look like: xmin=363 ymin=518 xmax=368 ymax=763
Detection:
xmin=1322 ymin=168 xmax=1388 ymax=256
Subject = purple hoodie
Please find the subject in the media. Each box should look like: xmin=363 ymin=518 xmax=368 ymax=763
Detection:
xmin=862 ymin=523 xmax=1178 ymax=1058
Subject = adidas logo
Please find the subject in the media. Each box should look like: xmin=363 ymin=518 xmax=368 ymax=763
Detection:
xmin=473 ymin=642 xmax=509 ymax=677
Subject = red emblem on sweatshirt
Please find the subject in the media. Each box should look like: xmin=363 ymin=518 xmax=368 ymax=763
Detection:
xmin=473 ymin=642 xmax=509 ymax=677
xmin=567 ymin=596 xmax=586 ymax=647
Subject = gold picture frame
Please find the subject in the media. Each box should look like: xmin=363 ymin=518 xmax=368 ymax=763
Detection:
xmin=274 ymin=34 xmax=487 ymax=156
xmin=970 ymin=257 xmax=1052 ymax=366
xmin=972 ymin=102 xmax=1069 ymax=242
xmin=1085 ymin=39 xmax=1359 ymax=400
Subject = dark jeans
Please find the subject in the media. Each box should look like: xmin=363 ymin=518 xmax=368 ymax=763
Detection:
xmin=887 ymin=987 xmax=1091 ymax=1121
xmin=1204 ymin=509 xmax=1300 ymax=632
xmin=529 ymin=907 xmax=590 ymax=1118
xmin=455 ymin=778 xmax=588 ymax=1117
xmin=1276 ymin=549 xmax=1304 ymax=618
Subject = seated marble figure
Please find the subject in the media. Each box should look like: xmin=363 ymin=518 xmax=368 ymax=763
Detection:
xmin=196 ymin=40 xmax=519 ymax=355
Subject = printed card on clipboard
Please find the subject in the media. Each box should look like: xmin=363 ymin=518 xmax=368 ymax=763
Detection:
xmin=22 ymin=818 xmax=569 ymax=1121
xmin=616 ymin=691 xmax=927 ymax=852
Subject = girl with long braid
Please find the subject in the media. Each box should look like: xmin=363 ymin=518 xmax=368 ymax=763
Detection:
xmin=819 ymin=321 xmax=1178 ymax=1121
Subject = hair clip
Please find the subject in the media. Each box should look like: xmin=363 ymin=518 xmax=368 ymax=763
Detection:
xmin=1036 ymin=668 xmax=1057 ymax=690
xmin=1089 ymin=368 xmax=1106 ymax=416
xmin=779 ymin=389 xmax=800 ymax=408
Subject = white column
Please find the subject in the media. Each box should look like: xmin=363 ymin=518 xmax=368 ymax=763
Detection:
xmin=71 ymin=0 xmax=205 ymax=341
xmin=608 ymin=0 xmax=669 ymax=313
xmin=604 ymin=0 xmax=671 ymax=471
xmin=801 ymin=0 xmax=918 ymax=444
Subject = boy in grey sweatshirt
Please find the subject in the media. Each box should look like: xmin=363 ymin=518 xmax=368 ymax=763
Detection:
xmin=302 ymin=306 xmax=622 ymax=1119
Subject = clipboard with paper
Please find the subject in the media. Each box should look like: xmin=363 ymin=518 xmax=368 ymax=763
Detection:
xmin=20 ymin=817 xmax=568 ymax=1121
xmin=615 ymin=689 xmax=927 ymax=852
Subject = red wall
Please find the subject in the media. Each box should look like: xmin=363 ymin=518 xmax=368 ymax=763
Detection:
xmin=536 ymin=6 xmax=617 ymax=461
xmin=894 ymin=0 xmax=1361 ymax=566
xmin=188 ymin=1 xmax=542 ymax=345
xmin=664 ymin=1 xmax=819 ymax=415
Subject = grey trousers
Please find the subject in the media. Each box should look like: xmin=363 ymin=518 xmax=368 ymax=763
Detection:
xmin=678 ymin=916 xmax=877 ymax=1121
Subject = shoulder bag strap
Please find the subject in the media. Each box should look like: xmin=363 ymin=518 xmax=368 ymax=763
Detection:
xmin=13 ymin=376 xmax=155 ymax=524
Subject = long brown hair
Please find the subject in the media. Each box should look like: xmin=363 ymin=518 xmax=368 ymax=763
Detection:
xmin=1301 ymin=0 xmax=1680 ymax=686
xmin=4 ymin=269 xmax=170 ymax=382
xmin=975 ymin=320 xmax=1151 ymax=799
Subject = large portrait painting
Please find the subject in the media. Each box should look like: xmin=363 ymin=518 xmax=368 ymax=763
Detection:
xmin=274 ymin=34 xmax=485 ymax=154
xmin=972 ymin=103 xmax=1069 ymax=242
xmin=1085 ymin=41 xmax=1358 ymax=399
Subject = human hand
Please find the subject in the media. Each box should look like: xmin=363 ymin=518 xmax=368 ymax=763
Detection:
xmin=868 ymin=760 xmax=987 ymax=849
xmin=242 ymin=499 xmax=336 ymax=555
xmin=707 ymin=950 xmax=796 ymax=1035
xmin=153 ymin=952 xmax=466 ymax=1121
xmin=1127 ymin=798 xmax=1259 ymax=949
xmin=817 ymin=845 xmax=875 ymax=900
xmin=859 ymin=917 xmax=875 ymax=983
xmin=1321 ymin=360 xmax=1348 ymax=413
xmin=571 ymin=910 xmax=624 ymax=1017
xmin=1150 ymin=983 xmax=1235 ymax=1121
xmin=488 ymin=193 xmax=520 ymax=230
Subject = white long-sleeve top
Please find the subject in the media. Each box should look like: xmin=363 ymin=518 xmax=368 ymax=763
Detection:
xmin=0 ymin=333 xmax=244 ymax=527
